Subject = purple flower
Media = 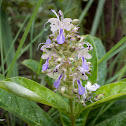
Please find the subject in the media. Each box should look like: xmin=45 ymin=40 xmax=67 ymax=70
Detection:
xmin=42 ymin=58 xmax=49 ymax=71
xmin=46 ymin=39 xmax=51 ymax=46
xmin=53 ymin=74 xmax=63 ymax=89
xmin=82 ymin=57 xmax=89 ymax=71
xmin=57 ymin=29 xmax=65 ymax=44
xmin=77 ymin=80 xmax=85 ymax=95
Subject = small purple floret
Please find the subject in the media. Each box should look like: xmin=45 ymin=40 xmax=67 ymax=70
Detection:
xmin=82 ymin=57 xmax=89 ymax=70
xmin=77 ymin=80 xmax=85 ymax=95
xmin=42 ymin=58 xmax=49 ymax=71
xmin=57 ymin=29 xmax=65 ymax=44
xmin=46 ymin=39 xmax=51 ymax=46
xmin=53 ymin=74 xmax=63 ymax=89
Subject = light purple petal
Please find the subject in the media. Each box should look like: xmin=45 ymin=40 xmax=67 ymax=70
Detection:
xmin=77 ymin=80 xmax=85 ymax=95
xmin=42 ymin=58 xmax=49 ymax=71
xmin=46 ymin=39 xmax=51 ymax=46
xmin=53 ymin=74 xmax=63 ymax=89
xmin=82 ymin=57 xmax=89 ymax=70
xmin=57 ymin=29 xmax=65 ymax=44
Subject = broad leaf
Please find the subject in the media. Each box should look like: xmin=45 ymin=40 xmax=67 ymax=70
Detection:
xmin=79 ymin=79 xmax=126 ymax=113
xmin=85 ymin=99 xmax=126 ymax=126
xmin=82 ymin=35 xmax=98 ymax=83
xmin=22 ymin=59 xmax=41 ymax=74
xmin=93 ymin=37 xmax=107 ymax=85
xmin=96 ymin=111 xmax=126 ymax=126
xmin=0 ymin=77 xmax=70 ymax=116
xmin=0 ymin=89 xmax=57 ymax=126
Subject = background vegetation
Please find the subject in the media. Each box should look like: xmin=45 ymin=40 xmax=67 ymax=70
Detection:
xmin=0 ymin=0 xmax=126 ymax=125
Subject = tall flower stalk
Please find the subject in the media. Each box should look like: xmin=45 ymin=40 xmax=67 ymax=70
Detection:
xmin=39 ymin=9 xmax=100 ymax=124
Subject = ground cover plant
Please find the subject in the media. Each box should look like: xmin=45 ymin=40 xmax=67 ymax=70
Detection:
xmin=0 ymin=0 xmax=126 ymax=126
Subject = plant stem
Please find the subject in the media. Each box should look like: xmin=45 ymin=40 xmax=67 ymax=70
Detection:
xmin=69 ymin=99 xmax=75 ymax=126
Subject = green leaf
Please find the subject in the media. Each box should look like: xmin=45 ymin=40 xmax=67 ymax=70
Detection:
xmin=0 ymin=73 xmax=5 ymax=80
xmin=60 ymin=109 xmax=90 ymax=126
xmin=0 ymin=77 xmax=70 ymax=116
xmin=0 ymin=89 xmax=57 ymax=126
xmin=82 ymin=35 xmax=98 ymax=83
xmin=1 ymin=8 xmax=18 ymax=76
xmin=80 ymin=79 xmax=126 ymax=113
xmin=96 ymin=111 xmax=126 ymax=126
xmin=22 ymin=59 xmax=41 ymax=74
xmin=93 ymin=36 xmax=107 ymax=85
xmin=89 ymin=99 xmax=126 ymax=125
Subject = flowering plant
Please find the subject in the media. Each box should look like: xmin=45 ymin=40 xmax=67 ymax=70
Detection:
xmin=0 ymin=6 xmax=126 ymax=126
xmin=40 ymin=9 xmax=100 ymax=107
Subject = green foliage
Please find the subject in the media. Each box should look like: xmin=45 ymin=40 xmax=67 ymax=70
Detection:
xmin=96 ymin=111 xmax=126 ymax=126
xmin=93 ymin=37 xmax=106 ymax=85
xmin=0 ymin=8 xmax=18 ymax=76
xmin=0 ymin=77 xmax=126 ymax=125
xmin=0 ymin=77 xmax=70 ymax=116
xmin=0 ymin=89 xmax=57 ymax=126
xmin=60 ymin=109 xmax=90 ymax=126
xmin=6 ymin=0 xmax=43 ymax=78
xmin=79 ymin=79 xmax=126 ymax=113
xmin=82 ymin=35 xmax=98 ymax=83
xmin=0 ymin=0 xmax=126 ymax=125
xmin=22 ymin=59 xmax=41 ymax=74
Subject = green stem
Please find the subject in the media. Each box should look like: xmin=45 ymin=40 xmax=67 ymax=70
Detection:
xmin=6 ymin=0 xmax=43 ymax=78
xmin=69 ymin=99 xmax=75 ymax=126
xmin=60 ymin=91 xmax=76 ymax=99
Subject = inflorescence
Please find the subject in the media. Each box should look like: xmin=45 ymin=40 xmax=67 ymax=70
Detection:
xmin=38 ymin=9 xmax=100 ymax=105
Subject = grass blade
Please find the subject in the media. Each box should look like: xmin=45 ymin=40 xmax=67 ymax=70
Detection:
xmin=90 ymin=0 xmax=106 ymax=36
xmin=0 ymin=15 xmax=30 ymax=72
xmin=78 ymin=0 xmax=94 ymax=26
xmin=6 ymin=0 xmax=43 ymax=78
xmin=98 ymin=36 xmax=126 ymax=64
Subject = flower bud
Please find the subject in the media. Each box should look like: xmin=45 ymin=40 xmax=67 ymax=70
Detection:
xmin=72 ymin=19 xmax=79 ymax=25
xmin=55 ymin=45 xmax=60 ymax=50
xmin=66 ymin=35 xmax=71 ymax=39
xmin=80 ymin=100 xmax=84 ymax=104
xmin=87 ymin=62 xmax=91 ymax=66
xmin=60 ymin=86 xmax=66 ymax=92
xmin=73 ymin=88 xmax=78 ymax=93
xmin=76 ymin=35 xmax=81 ymax=41
xmin=63 ymin=50 xmax=70 ymax=56
xmin=49 ymin=34 xmax=54 ymax=39
xmin=69 ymin=58 xmax=74 ymax=62
xmin=94 ymin=94 xmax=104 ymax=101
xmin=56 ymin=58 xmax=62 ymax=63
xmin=69 ymin=47 xmax=75 ymax=52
